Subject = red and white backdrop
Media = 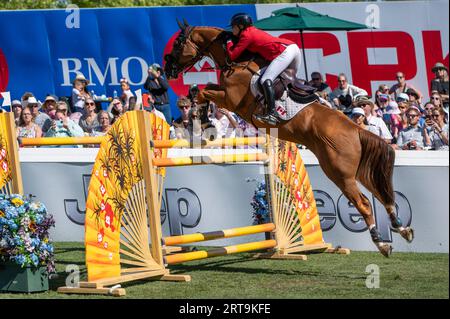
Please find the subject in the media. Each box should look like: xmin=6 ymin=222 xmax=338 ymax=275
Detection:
xmin=255 ymin=1 xmax=449 ymax=99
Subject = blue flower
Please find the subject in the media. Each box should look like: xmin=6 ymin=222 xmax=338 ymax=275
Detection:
xmin=14 ymin=254 xmax=26 ymax=266
xmin=30 ymin=254 xmax=39 ymax=266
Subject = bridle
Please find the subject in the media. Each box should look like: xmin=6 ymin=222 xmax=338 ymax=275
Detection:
xmin=166 ymin=26 xmax=224 ymax=77
xmin=166 ymin=25 xmax=260 ymax=81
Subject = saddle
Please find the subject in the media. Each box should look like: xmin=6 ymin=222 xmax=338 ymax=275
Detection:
xmin=257 ymin=68 xmax=319 ymax=105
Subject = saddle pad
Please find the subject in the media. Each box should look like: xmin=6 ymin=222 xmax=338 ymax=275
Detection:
xmin=250 ymin=72 xmax=316 ymax=121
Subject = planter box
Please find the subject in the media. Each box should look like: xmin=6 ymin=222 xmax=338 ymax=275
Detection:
xmin=0 ymin=262 xmax=49 ymax=293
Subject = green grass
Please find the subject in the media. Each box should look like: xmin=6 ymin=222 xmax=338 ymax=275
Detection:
xmin=1 ymin=242 xmax=448 ymax=299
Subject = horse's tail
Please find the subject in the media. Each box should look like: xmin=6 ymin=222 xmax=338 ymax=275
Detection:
xmin=356 ymin=129 xmax=395 ymax=206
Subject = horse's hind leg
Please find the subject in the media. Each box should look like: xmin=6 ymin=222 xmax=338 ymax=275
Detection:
xmin=339 ymin=178 xmax=393 ymax=257
xmin=361 ymin=182 xmax=415 ymax=244
xmin=383 ymin=203 xmax=414 ymax=243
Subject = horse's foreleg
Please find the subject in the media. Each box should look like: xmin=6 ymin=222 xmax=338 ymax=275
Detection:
xmin=198 ymin=89 xmax=227 ymax=108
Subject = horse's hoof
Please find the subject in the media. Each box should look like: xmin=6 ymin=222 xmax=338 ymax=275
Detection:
xmin=376 ymin=242 xmax=392 ymax=258
xmin=400 ymin=227 xmax=414 ymax=243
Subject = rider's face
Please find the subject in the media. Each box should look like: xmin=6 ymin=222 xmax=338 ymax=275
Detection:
xmin=232 ymin=25 xmax=240 ymax=36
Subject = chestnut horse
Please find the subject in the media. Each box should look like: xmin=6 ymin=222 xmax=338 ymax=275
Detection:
xmin=163 ymin=23 xmax=414 ymax=256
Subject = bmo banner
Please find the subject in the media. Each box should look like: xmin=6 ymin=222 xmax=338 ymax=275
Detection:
xmin=0 ymin=1 xmax=448 ymax=116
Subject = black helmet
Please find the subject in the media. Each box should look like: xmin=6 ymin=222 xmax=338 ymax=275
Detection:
xmin=229 ymin=13 xmax=253 ymax=28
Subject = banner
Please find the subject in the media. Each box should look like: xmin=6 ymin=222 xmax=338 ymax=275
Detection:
xmin=0 ymin=1 xmax=448 ymax=118
xmin=18 ymin=149 xmax=449 ymax=253
xmin=0 ymin=5 xmax=256 ymax=119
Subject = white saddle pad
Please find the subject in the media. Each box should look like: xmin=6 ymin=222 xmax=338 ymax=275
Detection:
xmin=250 ymin=71 xmax=319 ymax=121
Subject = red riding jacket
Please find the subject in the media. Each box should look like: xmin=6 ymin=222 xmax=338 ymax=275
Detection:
xmin=226 ymin=26 xmax=294 ymax=62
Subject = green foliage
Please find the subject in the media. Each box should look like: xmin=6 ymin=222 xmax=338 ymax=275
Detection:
xmin=0 ymin=0 xmax=359 ymax=10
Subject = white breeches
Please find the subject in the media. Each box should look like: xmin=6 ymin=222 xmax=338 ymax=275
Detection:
xmin=259 ymin=44 xmax=302 ymax=83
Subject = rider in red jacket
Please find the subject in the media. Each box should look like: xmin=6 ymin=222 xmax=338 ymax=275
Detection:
xmin=226 ymin=13 xmax=303 ymax=125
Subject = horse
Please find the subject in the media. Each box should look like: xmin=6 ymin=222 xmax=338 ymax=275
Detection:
xmin=163 ymin=22 xmax=414 ymax=257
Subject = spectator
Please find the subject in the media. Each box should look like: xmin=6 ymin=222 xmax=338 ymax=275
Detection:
xmin=329 ymin=73 xmax=368 ymax=110
xmin=26 ymin=96 xmax=50 ymax=129
xmin=188 ymin=84 xmax=200 ymax=107
xmin=396 ymin=92 xmax=410 ymax=104
xmin=186 ymin=106 xmax=202 ymax=141
xmin=375 ymin=84 xmax=390 ymax=107
xmin=385 ymin=101 xmax=403 ymax=143
xmin=406 ymin=88 xmax=422 ymax=109
xmin=144 ymin=63 xmax=172 ymax=122
xmin=309 ymin=72 xmax=332 ymax=96
xmin=120 ymin=78 xmax=134 ymax=111
xmin=128 ymin=96 xmax=137 ymax=111
xmin=430 ymin=62 xmax=449 ymax=110
xmin=79 ymin=97 xmax=99 ymax=134
xmin=356 ymin=97 xmax=392 ymax=143
xmin=20 ymin=92 xmax=34 ymax=109
xmin=41 ymin=97 xmax=59 ymax=133
xmin=397 ymin=99 xmax=410 ymax=130
xmin=144 ymin=98 xmax=167 ymax=122
xmin=141 ymin=93 xmax=155 ymax=112
xmin=378 ymin=93 xmax=390 ymax=112
xmin=234 ymin=115 xmax=260 ymax=139
xmin=389 ymin=71 xmax=422 ymax=102
xmin=45 ymin=108 xmax=84 ymax=140
xmin=71 ymin=74 xmax=91 ymax=113
xmin=41 ymin=95 xmax=58 ymax=115
xmin=108 ymin=98 xmax=125 ymax=124
xmin=422 ymin=102 xmax=436 ymax=134
xmin=16 ymin=107 xmax=42 ymax=138
xmin=209 ymin=104 xmax=238 ymax=139
xmin=423 ymin=102 xmax=435 ymax=119
xmin=92 ymin=111 xmax=112 ymax=136
xmin=351 ymin=107 xmax=383 ymax=137
xmin=395 ymin=106 xmax=427 ymax=150
xmin=11 ymin=100 xmax=22 ymax=126
xmin=173 ymin=96 xmax=192 ymax=139
xmin=430 ymin=92 xmax=443 ymax=109
xmin=424 ymin=107 xmax=448 ymax=150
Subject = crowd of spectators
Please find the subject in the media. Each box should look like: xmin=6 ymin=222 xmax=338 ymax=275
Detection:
xmin=2 ymin=61 xmax=448 ymax=151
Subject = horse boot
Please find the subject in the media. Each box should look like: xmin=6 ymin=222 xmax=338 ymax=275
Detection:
xmin=370 ymin=226 xmax=392 ymax=257
xmin=255 ymin=79 xmax=280 ymax=126
xmin=390 ymin=214 xmax=414 ymax=243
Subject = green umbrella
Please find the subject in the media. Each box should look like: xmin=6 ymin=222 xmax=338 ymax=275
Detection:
xmin=254 ymin=5 xmax=370 ymax=81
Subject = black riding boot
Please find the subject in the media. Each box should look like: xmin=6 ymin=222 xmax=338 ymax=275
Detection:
xmin=255 ymin=79 xmax=280 ymax=125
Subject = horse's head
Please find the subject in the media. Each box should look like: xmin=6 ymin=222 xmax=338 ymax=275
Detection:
xmin=164 ymin=21 xmax=225 ymax=79
xmin=164 ymin=19 xmax=199 ymax=79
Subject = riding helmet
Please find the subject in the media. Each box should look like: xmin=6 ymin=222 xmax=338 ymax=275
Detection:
xmin=229 ymin=13 xmax=253 ymax=28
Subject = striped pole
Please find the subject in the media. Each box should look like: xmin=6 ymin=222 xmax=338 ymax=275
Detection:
xmin=20 ymin=136 xmax=104 ymax=147
xmin=163 ymin=223 xmax=275 ymax=246
xmin=20 ymin=136 xmax=265 ymax=149
xmin=164 ymin=240 xmax=277 ymax=265
xmin=153 ymin=153 xmax=269 ymax=167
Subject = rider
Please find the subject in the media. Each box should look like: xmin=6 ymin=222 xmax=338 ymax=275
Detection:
xmin=226 ymin=13 xmax=302 ymax=125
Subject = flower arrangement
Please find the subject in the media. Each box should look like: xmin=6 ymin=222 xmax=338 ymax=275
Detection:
xmin=247 ymin=178 xmax=270 ymax=225
xmin=0 ymin=194 xmax=55 ymax=273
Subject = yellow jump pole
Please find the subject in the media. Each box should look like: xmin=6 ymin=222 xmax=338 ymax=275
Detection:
xmin=153 ymin=153 xmax=269 ymax=167
xmin=20 ymin=136 xmax=104 ymax=147
xmin=164 ymin=240 xmax=277 ymax=265
xmin=163 ymin=223 xmax=275 ymax=246
xmin=20 ymin=136 xmax=265 ymax=149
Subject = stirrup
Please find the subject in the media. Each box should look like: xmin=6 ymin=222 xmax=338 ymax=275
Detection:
xmin=255 ymin=111 xmax=280 ymax=126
